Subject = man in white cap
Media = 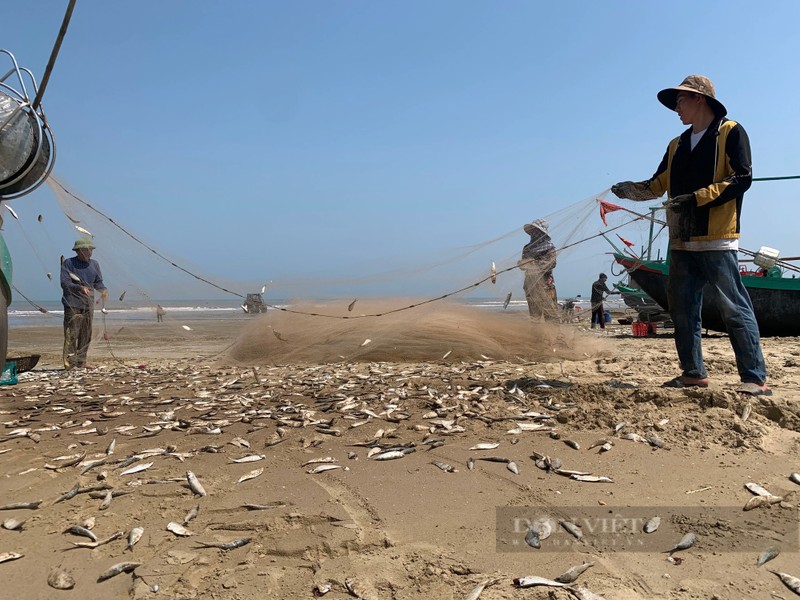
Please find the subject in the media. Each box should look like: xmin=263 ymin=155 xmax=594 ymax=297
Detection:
xmin=60 ymin=237 xmax=108 ymax=369
xmin=611 ymin=75 xmax=768 ymax=396
xmin=519 ymin=219 xmax=558 ymax=320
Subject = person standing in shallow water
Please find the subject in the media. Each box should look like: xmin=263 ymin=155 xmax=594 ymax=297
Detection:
xmin=519 ymin=219 xmax=558 ymax=320
xmin=611 ymin=74 xmax=769 ymax=396
xmin=156 ymin=304 xmax=166 ymax=323
xmin=590 ymin=273 xmax=619 ymax=329
xmin=60 ymin=237 xmax=107 ymax=369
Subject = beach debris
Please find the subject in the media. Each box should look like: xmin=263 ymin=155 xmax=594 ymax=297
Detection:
xmin=563 ymin=439 xmax=580 ymax=450
xmin=120 ymin=461 xmax=153 ymax=476
xmin=513 ymin=576 xmax=567 ymax=588
xmin=665 ymin=532 xmax=696 ymax=554
xmin=503 ymin=292 xmax=512 ymax=310
xmin=64 ymin=524 xmax=97 ymax=542
xmin=524 ymin=517 xmax=553 ymax=549
xmin=598 ymin=442 xmax=613 ymax=453
xmin=506 ymin=461 xmax=519 ymax=475
xmin=431 ymin=461 xmax=457 ymax=473
xmin=769 ymin=570 xmax=800 ymax=595
xmin=745 ymin=482 xmax=773 ymax=497
xmin=313 ymin=582 xmax=332 ymax=596
xmin=791 ymin=473 xmax=800 ymax=485
xmin=643 ymin=516 xmax=661 ymax=533
xmin=555 ymin=561 xmax=594 ymax=584
xmin=126 ymin=527 xmax=143 ymax=551
xmin=757 ymin=547 xmax=779 ymax=567
xmin=348 ymin=299 xmax=357 ymax=312
xmin=186 ymin=471 xmax=207 ymax=497
xmin=0 ymin=552 xmax=22 ymax=564
xmin=2 ymin=518 xmax=24 ymax=531
xmin=744 ymin=494 xmax=783 ymax=511
xmin=194 ymin=537 xmax=252 ymax=550
xmin=47 ymin=568 xmax=75 ymax=590
xmin=167 ymin=522 xmax=193 ymax=537
xmin=97 ymin=562 xmax=140 ymax=582
xmin=237 ymin=468 xmax=264 ymax=484
xmin=469 ymin=443 xmax=499 ymax=451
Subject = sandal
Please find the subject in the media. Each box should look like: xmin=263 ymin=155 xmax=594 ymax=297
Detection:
xmin=662 ymin=376 xmax=709 ymax=388
xmin=736 ymin=382 xmax=772 ymax=396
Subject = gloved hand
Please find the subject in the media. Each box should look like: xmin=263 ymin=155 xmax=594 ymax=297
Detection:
xmin=611 ymin=180 xmax=653 ymax=200
xmin=611 ymin=181 xmax=635 ymax=199
xmin=663 ymin=193 xmax=694 ymax=210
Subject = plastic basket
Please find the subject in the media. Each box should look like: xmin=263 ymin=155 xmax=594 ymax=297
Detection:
xmin=0 ymin=361 xmax=18 ymax=386
xmin=631 ymin=322 xmax=649 ymax=337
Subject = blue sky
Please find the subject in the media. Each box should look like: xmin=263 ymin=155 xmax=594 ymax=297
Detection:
xmin=3 ymin=1 xmax=800 ymax=303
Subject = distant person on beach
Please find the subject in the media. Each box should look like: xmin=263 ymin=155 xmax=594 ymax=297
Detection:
xmin=156 ymin=304 xmax=166 ymax=323
xmin=519 ymin=219 xmax=558 ymax=320
xmin=590 ymin=273 xmax=619 ymax=329
xmin=60 ymin=237 xmax=108 ymax=369
xmin=611 ymin=75 xmax=769 ymax=396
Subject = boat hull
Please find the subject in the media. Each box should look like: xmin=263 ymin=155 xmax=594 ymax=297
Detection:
xmin=614 ymin=254 xmax=800 ymax=337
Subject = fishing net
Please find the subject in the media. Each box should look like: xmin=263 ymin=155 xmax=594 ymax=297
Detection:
xmin=1 ymin=175 xmax=662 ymax=364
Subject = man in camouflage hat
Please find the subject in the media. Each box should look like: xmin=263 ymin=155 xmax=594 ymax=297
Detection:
xmin=519 ymin=218 xmax=558 ymax=320
xmin=611 ymin=75 xmax=769 ymax=396
xmin=60 ymin=237 xmax=108 ymax=369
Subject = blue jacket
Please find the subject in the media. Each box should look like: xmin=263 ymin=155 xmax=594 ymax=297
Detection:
xmin=61 ymin=256 xmax=106 ymax=310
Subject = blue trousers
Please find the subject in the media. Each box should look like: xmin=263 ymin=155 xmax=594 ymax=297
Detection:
xmin=668 ymin=250 xmax=766 ymax=383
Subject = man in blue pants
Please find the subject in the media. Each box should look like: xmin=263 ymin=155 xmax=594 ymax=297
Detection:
xmin=611 ymin=75 xmax=769 ymax=396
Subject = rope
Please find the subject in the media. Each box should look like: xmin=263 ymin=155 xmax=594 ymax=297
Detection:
xmin=753 ymin=175 xmax=800 ymax=182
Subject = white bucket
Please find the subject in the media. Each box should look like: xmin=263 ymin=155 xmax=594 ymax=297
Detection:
xmin=753 ymin=246 xmax=780 ymax=269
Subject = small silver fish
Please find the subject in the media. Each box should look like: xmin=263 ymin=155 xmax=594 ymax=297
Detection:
xmin=757 ymin=547 xmax=779 ymax=567
xmin=506 ymin=461 xmax=519 ymax=475
xmin=464 ymin=579 xmax=492 ymax=600
xmin=105 ymin=438 xmax=116 ymax=455
xmin=745 ymin=482 xmax=773 ymax=497
xmin=186 ymin=471 xmax=207 ymax=497
xmin=513 ymin=576 xmax=567 ymax=588
xmin=2 ymin=518 xmax=24 ymax=531
xmin=194 ymin=537 xmax=251 ymax=550
xmin=71 ymin=531 xmax=124 ymax=549
xmin=790 ymin=472 xmax=800 ymax=485
xmin=167 ymin=522 xmax=193 ymax=537
xmin=665 ymin=531 xmax=696 ymax=553
xmin=184 ymin=505 xmax=200 ymax=524
xmin=307 ymin=464 xmax=344 ymax=474
xmin=99 ymin=490 xmax=113 ymax=510
xmin=348 ymin=299 xmax=357 ymax=312
xmin=614 ymin=421 xmax=626 ymax=433
xmin=503 ymin=292 xmax=512 ymax=310
xmin=744 ymin=494 xmax=783 ymax=511
xmin=467 ymin=457 xmax=474 ymax=471
xmin=371 ymin=451 xmax=406 ymax=461
xmin=571 ymin=474 xmax=614 ymax=483
xmin=0 ymin=552 xmax=23 ymax=564
xmin=237 ymin=468 xmax=264 ymax=483
xmin=431 ymin=461 xmax=457 ymax=473
xmin=47 ymin=568 xmax=75 ymax=590
xmin=231 ymin=454 xmax=264 ymax=463
xmin=555 ymin=560 xmax=594 ymax=584
xmin=97 ymin=562 xmax=140 ymax=582
xmin=490 ymin=261 xmax=497 ymax=284
xmin=524 ymin=518 xmax=552 ymax=549
xmin=469 ymin=443 xmax=500 ymax=450
xmin=126 ymin=527 xmax=143 ymax=551
xmin=75 ymin=225 xmax=93 ymax=237
xmin=643 ymin=516 xmax=661 ymax=533
xmin=564 ymin=439 xmax=580 ymax=450
xmin=568 ymin=587 xmax=608 ymax=600
xmin=120 ymin=461 xmax=153 ymax=475
xmin=559 ymin=520 xmax=583 ymax=541
xmin=770 ymin=570 xmax=800 ymax=595
xmin=64 ymin=524 xmax=98 ymax=542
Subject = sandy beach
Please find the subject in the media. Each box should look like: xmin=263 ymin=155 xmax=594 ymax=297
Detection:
xmin=1 ymin=311 xmax=799 ymax=599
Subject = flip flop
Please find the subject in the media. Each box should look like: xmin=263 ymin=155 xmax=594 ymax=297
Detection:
xmin=736 ymin=382 xmax=772 ymax=396
xmin=662 ymin=376 xmax=709 ymax=388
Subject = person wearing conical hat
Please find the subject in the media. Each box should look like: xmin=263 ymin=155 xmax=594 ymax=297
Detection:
xmin=611 ymin=75 xmax=768 ymax=396
xmin=60 ymin=237 xmax=108 ymax=369
xmin=519 ymin=218 xmax=558 ymax=320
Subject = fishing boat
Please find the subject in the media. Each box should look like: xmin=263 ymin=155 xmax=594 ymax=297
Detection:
xmin=613 ymin=279 xmax=668 ymax=322
xmin=613 ymin=251 xmax=800 ymax=337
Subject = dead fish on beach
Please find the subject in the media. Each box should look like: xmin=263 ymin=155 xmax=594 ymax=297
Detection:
xmin=524 ymin=518 xmax=553 ymax=549
xmin=568 ymin=587 xmax=608 ymax=600
xmin=97 ymin=562 xmax=140 ymax=582
xmin=555 ymin=561 xmax=594 ymax=584
xmin=563 ymin=439 xmax=580 ymax=450
xmin=571 ymin=474 xmax=614 ymax=483
xmin=469 ymin=443 xmax=500 ymax=451
xmin=231 ymin=454 xmax=264 ymax=463
xmin=194 ymin=537 xmax=251 ymax=550
xmin=665 ymin=531 xmax=696 ymax=554
xmin=47 ymin=568 xmax=75 ymax=590
xmin=643 ymin=516 xmax=661 ymax=533
xmin=237 ymin=468 xmax=264 ymax=484
xmin=2 ymin=518 xmax=24 ymax=531
xmin=186 ymin=471 xmax=207 ymax=497
xmin=745 ymin=482 xmax=773 ymax=497
xmin=757 ymin=547 xmax=780 ymax=567
xmin=99 ymin=490 xmax=113 ymax=510
xmin=64 ymin=524 xmax=97 ymax=542
xmin=559 ymin=520 xmax=583 ymax=541
xmin=506 ymin=461 xmax=519 ymax=475
xmin=769 ymin=570 xmax=800 ymax=595
xmin=0 ymin=552 xmax=22 ymax=564
xmin=183 ymin=505 xmax=200 ymax=525
xmin=54 ymin=483 xmax=81 ymax=504
xmin=120 ymin=461 xmax=153 ymax=475
xmin=126 ymin=527 xmax=143 ymax=551
xmin=431 ymin=461 xmax=457 ymax=473
xmin=513 ymin=576 xmax=567 ymax=588
xmin=70 ymin=530 xmax=124 ymax=549
xmin=167 ymin=522 xmax=193 ymax=537
xmin=307 ymin=464 xmax=345 ymax=474
xmin=464 ymin=579 xmax=493 ymax=600
xmin=467 ymin=457 xmax=474 ymax=471
xmin=744 ymin=494 xmax=783 ymax=511
xmin=302 ymin=457 xmax=337 ymax=467
xmin=790 ymin=473 xmax=800 ymax=485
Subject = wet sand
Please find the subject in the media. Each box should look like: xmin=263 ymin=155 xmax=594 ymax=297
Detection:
xmin=1 ymin=317 xmax=799 ymax=599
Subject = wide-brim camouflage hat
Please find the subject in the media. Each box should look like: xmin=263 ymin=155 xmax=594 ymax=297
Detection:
xmin=523 ymin=218 xmax=549 ymax=235
xmin=657 ymin=75 xmax=727 ymax=117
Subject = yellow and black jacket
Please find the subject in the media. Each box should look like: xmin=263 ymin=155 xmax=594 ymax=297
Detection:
xmin=646 ymin=117 xmax=752 ymax=242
